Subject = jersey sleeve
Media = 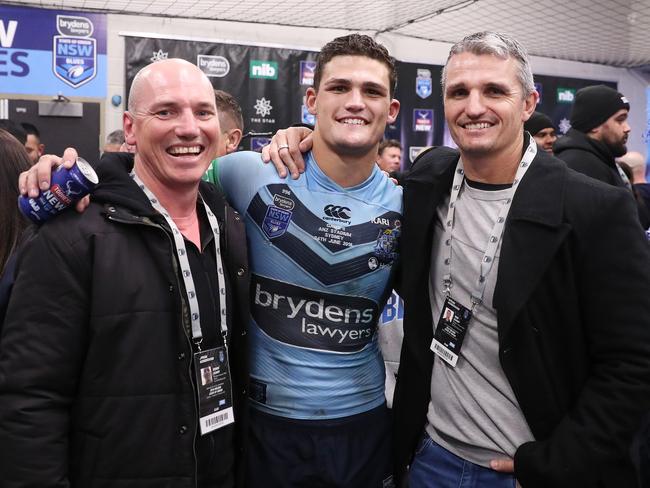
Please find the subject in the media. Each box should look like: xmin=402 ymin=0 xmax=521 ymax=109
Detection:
xmin=204 ymin=151 xmax=278 ymax=215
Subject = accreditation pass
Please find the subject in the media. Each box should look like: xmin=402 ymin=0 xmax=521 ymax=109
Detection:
xmin=193 ymin=347 xmax=235 ymax=435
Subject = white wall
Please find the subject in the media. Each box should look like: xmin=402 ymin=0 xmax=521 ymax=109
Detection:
xmin=105 ymin=14 xmax=648 ymax=157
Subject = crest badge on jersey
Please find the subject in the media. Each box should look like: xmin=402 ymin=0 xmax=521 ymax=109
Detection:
xmin=374 ymin=220 xmax=401 ymax=263
xmin=262 ymin=205 xmax=292 ymax=239
xmin=415 ymin=68 xmax=432 ymax=99
xmin=53 ymin=15 xmax=97 ymax=88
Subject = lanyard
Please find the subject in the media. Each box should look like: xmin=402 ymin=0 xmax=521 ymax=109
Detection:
xmin=441 ymin=137 xmax=537 ymax=309
xmin=131 ymin=172 xmax=228 ymax=347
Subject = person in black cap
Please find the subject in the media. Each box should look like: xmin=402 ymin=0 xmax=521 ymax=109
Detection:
xmin=524 ymin=111 xmax=556 ymax=154
xmin=553 ymin=84 xmax=650 ymax=227
xmin=554 ymin=84 xmax=631 ymax=186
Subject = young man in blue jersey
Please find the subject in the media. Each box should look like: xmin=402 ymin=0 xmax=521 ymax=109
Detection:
xmin=21 ymin=34 xmax=403 ymax=487
xmin=204 ymin=34 xmax=402 ymax=487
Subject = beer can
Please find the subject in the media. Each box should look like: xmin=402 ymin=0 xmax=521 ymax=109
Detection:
xmin=18 ymin=157 xmax=99 ymax=223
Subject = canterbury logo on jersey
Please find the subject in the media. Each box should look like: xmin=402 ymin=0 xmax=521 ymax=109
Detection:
xmin=323 ymin=204 xmax=351 ymax=220
xmin=252 ymin=274 xmax=378 ymax=353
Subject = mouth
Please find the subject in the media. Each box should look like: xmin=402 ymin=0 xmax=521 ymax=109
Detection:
xmin=461 ymin=121 xmax=493 ymax=130
xmin=166 ymin=145 xmax=203 ymax=157
xmin=337 ymin=117 xmax=368 ymax=126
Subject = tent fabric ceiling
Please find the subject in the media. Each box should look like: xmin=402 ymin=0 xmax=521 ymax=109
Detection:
xmin=5 ymin=0 xmax=650 ymax=68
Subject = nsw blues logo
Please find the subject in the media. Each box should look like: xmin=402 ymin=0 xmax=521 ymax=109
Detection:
xmin=53 ymin=36 xmax=97 ymax=87
xmin=262 ymin=205 xmax=292 ymax=239
xmin=374 ymin=220 xmax=401 ymax=263
xmin=52 ymin=15 xmax=97 ymax=88
xmin=416 ymin=68 xmax=432 ymax=99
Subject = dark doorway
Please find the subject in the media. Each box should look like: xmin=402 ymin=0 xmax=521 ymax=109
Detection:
xmin=7 ymin=99 xmax=101 ymax=165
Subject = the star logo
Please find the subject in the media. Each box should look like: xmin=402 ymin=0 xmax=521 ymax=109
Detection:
xmin=150 ymin=49 xmax=168 ymax=62
xmin=254 ymin=97 xmax=273 ymax=117
xmin=559 ymin=118 xmax=571 ymax=134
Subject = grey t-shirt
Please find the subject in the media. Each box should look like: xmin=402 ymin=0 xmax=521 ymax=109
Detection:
xmin=425 ymin=180 xmax=534 ymax=466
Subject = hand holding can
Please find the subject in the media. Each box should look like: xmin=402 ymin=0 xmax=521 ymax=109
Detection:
xmin=18 ymin=157 xmax=98 ymax=223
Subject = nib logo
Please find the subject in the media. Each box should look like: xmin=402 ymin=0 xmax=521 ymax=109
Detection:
xmin=250 ymin=60 xmax=278 ymax=80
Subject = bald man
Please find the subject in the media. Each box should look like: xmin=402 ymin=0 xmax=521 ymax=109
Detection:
xmin=0 ymin=59 xmax=250 ymax=487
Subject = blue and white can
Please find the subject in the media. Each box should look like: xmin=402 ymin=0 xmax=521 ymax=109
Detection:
xmin=18 ymin=157 xmax=98 ymax=223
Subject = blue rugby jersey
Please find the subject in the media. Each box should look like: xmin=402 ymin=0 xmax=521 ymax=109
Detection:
xmin=206 ymin=151 xmax=402 ymax=419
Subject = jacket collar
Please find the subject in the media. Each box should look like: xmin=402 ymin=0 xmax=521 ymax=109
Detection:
xmin=93 ymin=152 xmax=226 ymax=221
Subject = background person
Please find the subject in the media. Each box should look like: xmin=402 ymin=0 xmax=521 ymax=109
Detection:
xmin=21 ymin=122 xmax=45 ymax=165
xmin=214 ymin=89 xmax=244 ymax=156
xmin=103 ymin=129 xmax=125 ymax=153
xmin=523 ymin=111 xmax=556 ymax=154
xmin=377 ymin=138 xmax=402 ymax=172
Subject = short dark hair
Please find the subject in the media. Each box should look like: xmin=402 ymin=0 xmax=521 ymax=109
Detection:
xmin=214 ymin=90 xmax=244 ymax=132
xmin=0 ymin=120 xmax=27 ymax=145
xmin=378 ymin=139 xmax=402 ymax=155
xmin=314 ymin=34 xmax=397 ymax=97
xmin=21 ymin=122 xmax=40 ymax=139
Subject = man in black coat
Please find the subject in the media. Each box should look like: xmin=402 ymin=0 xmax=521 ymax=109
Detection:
xmin=554 ymin=85 xmax=631 ymax=188
xmin=554 ymin=85 xmax=650 ymax=228
xmin=393 ymin=32 xmax=650 ymax=488
xmin=0 ymin=59 xmax=250 ymax=487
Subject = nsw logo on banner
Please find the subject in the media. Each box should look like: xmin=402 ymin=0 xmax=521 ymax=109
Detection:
xmin=53 ymin=15 xmax=96 ymax=88
xmin=416 ymin=68 xmax=432 ymax=99
xmin=413 ymin=109 xmax=433 ymax=132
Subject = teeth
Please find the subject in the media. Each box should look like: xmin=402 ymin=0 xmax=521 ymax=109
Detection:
xmin=341 ymin=119 xmax=366 ymax=125
xmin=168 ymin=146 xmax=201 ymax=155
xmin=464 ymin=122 xmax=491 ymax=130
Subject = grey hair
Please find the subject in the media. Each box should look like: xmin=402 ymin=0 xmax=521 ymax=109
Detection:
xmin=106 ymin=129 xmax=125 ymax=145
xmin=441 ymin=32 xmax=536 ymax=98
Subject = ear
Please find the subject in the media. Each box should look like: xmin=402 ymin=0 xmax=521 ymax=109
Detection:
xmin=123 ymin=112 xmax=137 ymax=146
xmin=225 ymin=128 xmax=243 ymax=154
xmin=521 ymin=91 xmax=539 ymax=122
xmin=37 ymin=143 xmax=45 ymax=157
xmin=306 ymin=87 xmax=317 ymax=115
xmin=387 ymin=98 xmax=400 ymax=124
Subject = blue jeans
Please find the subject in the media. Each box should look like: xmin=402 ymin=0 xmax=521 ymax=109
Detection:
xmin=409 ymin=434 xmax=516 ymax=488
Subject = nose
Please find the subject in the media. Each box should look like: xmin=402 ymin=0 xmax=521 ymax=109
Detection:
xmin=465 ymin=90 xmax=486 ymax=118
xmin=175 ymin=109 xmax=200 ymax=139
xmin=623 ymin=121 xmax=631 ymax=134
xmin=344 ymin=88 xmax=365 ymax=112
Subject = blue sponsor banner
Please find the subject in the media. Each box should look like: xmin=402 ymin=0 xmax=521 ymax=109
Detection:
xmin=0 ymin=5 xmax=106 ymax=97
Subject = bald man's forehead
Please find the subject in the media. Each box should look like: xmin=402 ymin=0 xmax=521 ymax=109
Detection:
xmin=129 ymin=59 xmax=214 ymax=111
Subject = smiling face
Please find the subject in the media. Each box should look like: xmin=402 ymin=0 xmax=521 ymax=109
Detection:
xmin=124 ymin=59 xmax=220 ymax=190
xmin=306 ymin=55 xmax=400 ymax=160
xmin=533 ymin=127 xmax=557 ymax=153
xmin=443 ymin=52 xmax=536 ymax=164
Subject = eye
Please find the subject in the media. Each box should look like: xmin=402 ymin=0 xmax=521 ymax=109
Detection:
xmin=155 ymin=109 xmax=172 ymax=118
xmin=486 ymin=86 xmax=505 ymax=96
xmin=329 ymin=84 xmax=347 ymax=93
xmin=197 ymin=110 xmax=215 ymax=119
xmin=448 ymin=88 xmax=467 ymax=98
